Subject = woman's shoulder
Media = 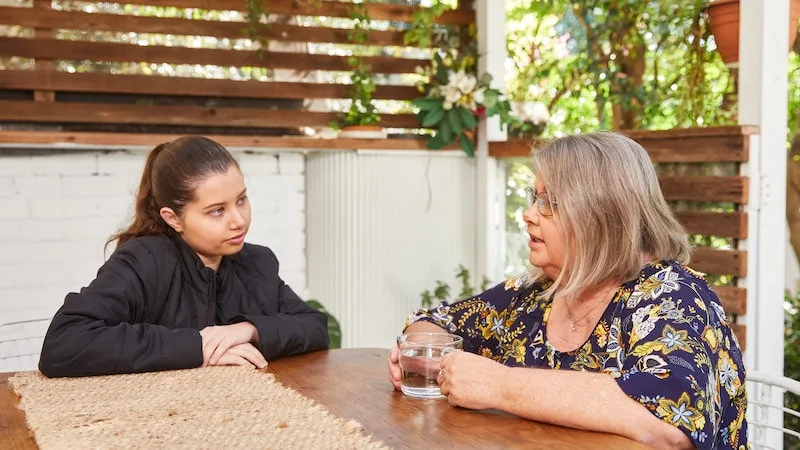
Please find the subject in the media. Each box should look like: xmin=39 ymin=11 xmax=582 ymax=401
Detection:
xmin=619 ymin=259 xmax=731 ymax=335
xmin=99 ymin=235 xmax=181 ymax=284
xmin=624 ymin=259 xmax=716 ymax=306
xmin=230 ymin=243 xmax=280 ymax=278
xmin=236 ymin=242 xmax=277 ymax=262
xmin=112 ymin=234 xmax=177 ymax=263
xmin=461 ymin=271 xmax=549 ymax=307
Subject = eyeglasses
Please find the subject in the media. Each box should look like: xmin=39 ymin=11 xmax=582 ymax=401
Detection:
xmin=525 ymin=187 xmax=557 ymax=217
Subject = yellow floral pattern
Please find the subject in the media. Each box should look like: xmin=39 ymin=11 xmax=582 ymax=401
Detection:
xmin=406 ymin=260 xmax=748 ymax=449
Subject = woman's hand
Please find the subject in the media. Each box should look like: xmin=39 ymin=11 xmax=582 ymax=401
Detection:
xmin=439 ymin=350 xmax=507 ymax=410
xmin=387 ymin=345 xmax=403 ymax=390
xmin=209 ymin=343 xmax=267 ymax=369
xmin=200 ymin=322 xmax=258 ymax=366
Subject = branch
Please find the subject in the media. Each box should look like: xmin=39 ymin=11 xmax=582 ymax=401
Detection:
xmin=548 ymin=70 xmax=584 ymax=111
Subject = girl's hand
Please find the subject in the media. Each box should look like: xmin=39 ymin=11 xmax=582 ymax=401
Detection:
xmin=200 ymin=322 xmax=258 ymax=366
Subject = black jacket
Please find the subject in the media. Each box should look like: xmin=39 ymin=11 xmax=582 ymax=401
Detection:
xmin=39 ymin=234 xmax=329 ymax=377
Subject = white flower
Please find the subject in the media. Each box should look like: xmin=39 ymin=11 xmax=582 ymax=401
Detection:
xmin=528 ymin=102 xmax=550 ymax=124
xmin=473 ymin=88 xmax=486 ymax=105
xmin=443 ymin=101 xmax=453 ymax=110
xmin=455 ymin=72 xmax=478 ymax=95
xmin=441 ymin=84 xmax=462 ymax=105
xmin=512 ymin=101 xmax=550 ymax=124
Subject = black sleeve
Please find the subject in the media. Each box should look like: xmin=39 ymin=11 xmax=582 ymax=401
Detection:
xmin=38 ymin=241 xmax=203 ymax=378
xmin=234 ymin=249 xmax=329 ymax=361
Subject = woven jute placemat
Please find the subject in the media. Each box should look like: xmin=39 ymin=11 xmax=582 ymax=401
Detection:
xmin=9 ymin=366 xmax=388 ymax=449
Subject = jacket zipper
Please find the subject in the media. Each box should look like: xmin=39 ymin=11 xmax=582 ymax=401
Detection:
xmin=206 ymin=268 xmax=217 ymax=327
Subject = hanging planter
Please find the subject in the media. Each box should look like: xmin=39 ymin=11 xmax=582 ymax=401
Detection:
xmin=707 ymin=0 xmax=800 ymax=67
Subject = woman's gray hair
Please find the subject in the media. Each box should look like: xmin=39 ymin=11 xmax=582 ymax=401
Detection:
xmin=528 ymin=131 xmax=692 ymax=299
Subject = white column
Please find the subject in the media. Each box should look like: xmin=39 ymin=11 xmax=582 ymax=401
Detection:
xmin=737 ymin=0 xmax=789 ymax=446
xmin=474 ymin=0 xmax=507 ymax=283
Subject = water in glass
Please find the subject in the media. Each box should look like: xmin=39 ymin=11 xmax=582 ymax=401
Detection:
xmin=397 ymin=333 xmax=462 ymax=399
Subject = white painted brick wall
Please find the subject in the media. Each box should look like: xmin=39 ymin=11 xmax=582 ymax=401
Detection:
xmin=0 ymin=149 xmax=307 ymax=372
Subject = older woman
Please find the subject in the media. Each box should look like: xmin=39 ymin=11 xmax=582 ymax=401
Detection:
xmin=388 ymin=132 xmax=747 ymax=450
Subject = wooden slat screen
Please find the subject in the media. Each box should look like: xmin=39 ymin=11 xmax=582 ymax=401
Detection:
xmin=0 ymin=1 xmax=473 ymax=134
xmin=488 ymin=126 xmax=757 ymax=348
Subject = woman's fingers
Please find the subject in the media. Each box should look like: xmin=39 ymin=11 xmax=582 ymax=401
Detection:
xmin=199 ymin=330 xmax=221 ymax=366
xmin=388 ymin=347 xmax=403 ymax=390
xmin=216 ymin=352 xmax=255 ymax=368
xmin=227 ymin=344 xmax=268 ymax=369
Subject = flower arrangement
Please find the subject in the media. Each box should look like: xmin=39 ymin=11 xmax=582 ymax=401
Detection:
xmin=412 ymin=51 xmax=512 ymax=157
xmin=507 ymin=101 xmax=550 ymax=139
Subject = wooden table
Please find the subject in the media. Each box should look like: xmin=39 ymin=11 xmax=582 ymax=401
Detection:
xmin=1 ymin=348 xmax=646 ymax=449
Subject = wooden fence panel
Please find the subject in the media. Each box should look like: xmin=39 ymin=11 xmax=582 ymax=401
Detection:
xmin=0 ymin=1 xmax=474 ymax=133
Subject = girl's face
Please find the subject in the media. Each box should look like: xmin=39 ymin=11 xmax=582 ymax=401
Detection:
xmin=522 ymin=177 xmax=566 ymax=279
xmin=161 ymin=166 xmax=251 ymax=270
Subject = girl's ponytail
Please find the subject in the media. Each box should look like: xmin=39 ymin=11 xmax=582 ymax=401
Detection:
xmin=106 ymin=143 xmax=171 ymax=251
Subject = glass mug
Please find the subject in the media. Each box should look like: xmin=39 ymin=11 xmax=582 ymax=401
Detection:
xmin=396 ymin=332 xmax=463 ymax=398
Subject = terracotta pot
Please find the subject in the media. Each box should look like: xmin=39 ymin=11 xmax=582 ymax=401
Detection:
xmin=707 ymin=0 xmax=800 ymax=66
xmin=338 ymin=125 xmax=387 ymax=139
xmin=341 ymin=125 xmax=382 ymax=132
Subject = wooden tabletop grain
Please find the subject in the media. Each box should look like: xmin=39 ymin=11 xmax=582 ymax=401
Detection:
xmin=1 ymin=348 xmax=646 ymax=449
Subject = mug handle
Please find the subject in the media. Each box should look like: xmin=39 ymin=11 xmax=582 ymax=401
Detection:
xmin=441 ymin=347 xmax=461 ymax=356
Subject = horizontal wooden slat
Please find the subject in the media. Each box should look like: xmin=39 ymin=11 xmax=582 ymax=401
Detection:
xmin=488 ymin=128 xmax=751 ymax=162
xmin=626 ymin=134 xmax=748 ymax=163
xmin=488 ymin=139 xmax=540 ymax=158
xmin=0 ymin=37 xmax=426 ymax=74
xmin=0 ymin=70 xmax=418 ymax=101
xmin=0 ymin=100 xmax=419 ymax=129
xmin=0 ymin=7 xmax=411 ymax=47
xmin=675 ymin=210 xmax=747 ymax=239
xmin=711 ymin=286 xmax=747 ymax=315
xmin=620 ymin=125 xmax=759 ymax=139
xmin=0 ymin=130 xmax=459 ymax=150
xmin=83 ymin=0 xmax=476 ymax=25
xmin=660 ymin=176 xmax=748 ymax=203
xmin=730 ymin=323 xmax=746 ymax=351
xmin=691 ymin=246 xmax=747 ymax=277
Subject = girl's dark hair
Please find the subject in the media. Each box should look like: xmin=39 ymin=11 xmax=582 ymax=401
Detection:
xmin=107 ymin=136 xmax=239 ymax=250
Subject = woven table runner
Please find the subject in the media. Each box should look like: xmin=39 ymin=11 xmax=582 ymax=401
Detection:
xmin=9 ymin=366 xmax=387 ymax=449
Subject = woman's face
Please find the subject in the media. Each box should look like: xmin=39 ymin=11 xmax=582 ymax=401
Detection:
xmin=162 ymin=166 xmax=251 ymax=269
xmin=522 ymin=177 xmax=566 ymax=279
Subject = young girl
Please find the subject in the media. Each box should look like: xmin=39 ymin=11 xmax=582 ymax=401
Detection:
xmin=38 ymin=136 xmax=329 ymax=378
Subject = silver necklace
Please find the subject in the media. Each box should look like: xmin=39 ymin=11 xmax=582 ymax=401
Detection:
xmin=563 ymin=289 xmax=616 ymax=332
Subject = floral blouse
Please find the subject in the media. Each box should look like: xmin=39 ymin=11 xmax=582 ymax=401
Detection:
xmin=406 ymin=260 xmax=748 ymax=449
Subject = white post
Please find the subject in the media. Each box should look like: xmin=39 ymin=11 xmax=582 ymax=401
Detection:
xmin=737 ymin=0 xmax=789 ymax=446
xmin=474 ymin=0 xmax=507 ymax=283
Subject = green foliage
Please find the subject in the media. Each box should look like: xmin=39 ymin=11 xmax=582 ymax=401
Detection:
xmin=337 ymin=1 xmax=381 ymax=128
xmin=789 ymin=52 xmax=800 ymax=137
xmin=340 ymin=57 xmax=382 ymax=127
xmin=786 ymin=291 xmax=800 ymax=449
xmin=505 ymin=0 xmax=734 ymax=134
xmin=305 ymin=300 xmax=342 ymax=349
xmin=404 ymin=0 xmax=451 ymax=48
xmin=419 ymin=265 xmax=492 ymax=309
xmin=243 ymin=0 xmax=270 ymax=59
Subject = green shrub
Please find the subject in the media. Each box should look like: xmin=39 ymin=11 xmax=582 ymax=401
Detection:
xmin=305 ymin=300 xmax=342 ymax=349
xmin=419 ymin=265 xmax=492 ymax=308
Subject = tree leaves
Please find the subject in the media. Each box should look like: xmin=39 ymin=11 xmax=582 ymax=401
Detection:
xmin=421 ymin=108 xmax=445 ymax=127
xmin=459 ymin=131 xmax=475 ymax=157
xmin=458 ymin=107 xmax=478 ymax=129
